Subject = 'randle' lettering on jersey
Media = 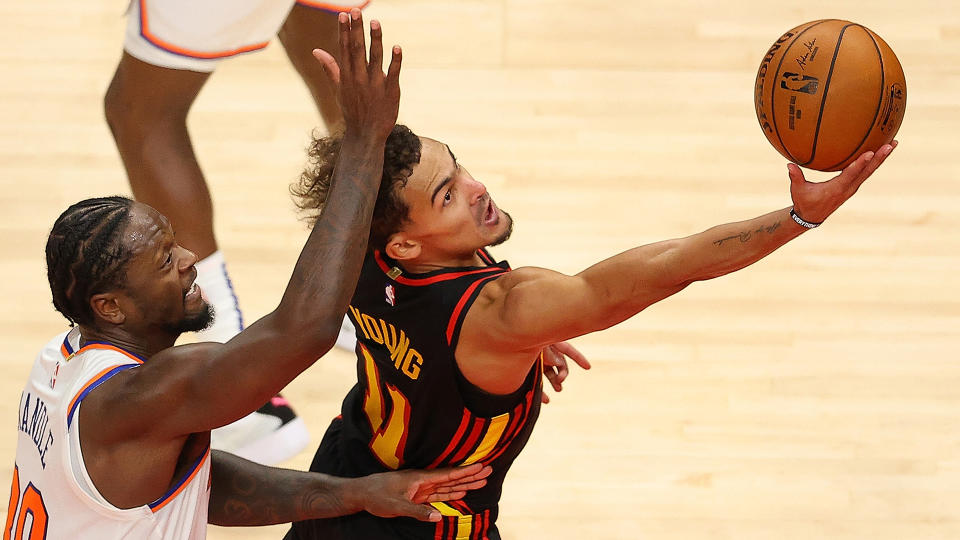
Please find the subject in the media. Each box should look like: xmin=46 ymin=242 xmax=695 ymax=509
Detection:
xmin=348 ymin=305 xmax=423 ymax=380
xmin=18 ymin=391 xmax=54 ymax=469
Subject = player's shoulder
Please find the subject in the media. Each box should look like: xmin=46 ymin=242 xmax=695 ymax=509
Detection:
xmin=88 ymin=341 xmax=223 ymax=399
xmin=140 ymin=341 xmax=222 ymax=374
xmin=492 ymin=265 xmax=565 ymax=285
xmin=476 ymin=265 xmax=566 ymax=302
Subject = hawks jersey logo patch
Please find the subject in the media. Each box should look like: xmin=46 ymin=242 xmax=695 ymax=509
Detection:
xmin=385 ymin=284 xmax=396 ymax=306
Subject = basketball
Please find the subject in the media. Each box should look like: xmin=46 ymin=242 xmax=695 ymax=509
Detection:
xmin=754 ymin=19 xmax=906 ymax=171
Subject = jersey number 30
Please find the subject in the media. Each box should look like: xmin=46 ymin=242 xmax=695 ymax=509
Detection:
xmin=4 ymin=466 xmax=48 ymax=540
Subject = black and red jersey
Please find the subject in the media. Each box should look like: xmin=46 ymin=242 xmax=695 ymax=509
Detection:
xmin=292 ymin=248 xmax=543 ymax=540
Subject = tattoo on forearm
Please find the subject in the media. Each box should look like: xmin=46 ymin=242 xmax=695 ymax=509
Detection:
xmin=713 ymin=220 xmax=781 ymax=247
xmin=210 ymin=451 xmax=352 ymax=526
xmin=211 ymin=462 xmax=286 ymax=525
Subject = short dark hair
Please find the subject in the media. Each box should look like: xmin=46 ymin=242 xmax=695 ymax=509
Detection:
xmin=46 ymin=196 xmax=135 ymax=326
xmin=291 ymin=124 xmax=422 ymax=252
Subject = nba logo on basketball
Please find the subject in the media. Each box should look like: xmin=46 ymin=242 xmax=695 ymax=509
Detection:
xmin=385 ymin=284 xmax=396 ymax=306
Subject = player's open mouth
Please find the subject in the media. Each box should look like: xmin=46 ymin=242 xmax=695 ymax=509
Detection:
xmin=483 ymin=199 xmax=499 ymax=226
xmin=184 ymin=281 xmax=201 ymax=302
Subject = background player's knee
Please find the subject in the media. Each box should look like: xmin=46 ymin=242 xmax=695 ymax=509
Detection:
xmin=104 ymin=54 xmax=209 ymax=147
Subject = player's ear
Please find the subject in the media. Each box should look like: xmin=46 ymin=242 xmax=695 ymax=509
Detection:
xmin=385 ymin=233 xmax=421 ymax=261
xmin=90 ymin=292 xmax=127 ymax=326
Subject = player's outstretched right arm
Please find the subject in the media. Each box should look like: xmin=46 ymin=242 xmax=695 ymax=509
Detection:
xmin=93 ymin=11 xmax=403 ymax=441
xmin=474 ymin=143 xmax=896 ymax=355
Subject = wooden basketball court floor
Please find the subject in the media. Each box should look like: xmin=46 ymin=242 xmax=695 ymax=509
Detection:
xmin=1 ymin=1 xmax=958 ymax=538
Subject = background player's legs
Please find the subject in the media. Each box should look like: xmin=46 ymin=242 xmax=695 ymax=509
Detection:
xmin=280 ymin=4 xmax=359 ymax=350
xmin=103 ymin=52 xmax=309 ymax=465
xmin=104 ymin=53 xmax=215 ymax=257
xmin=280 ymin=4 xmax=345 ymax=132
xmin=103 ymin=53 xmax=244 ymax=341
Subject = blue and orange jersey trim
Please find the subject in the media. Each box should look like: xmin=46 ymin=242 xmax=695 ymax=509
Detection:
xmin=61 ymin=336 xmax=147 ymax=364
xmin=137 ymin=0 xmax=269 ymax=60
xmin=63 ymin=335 xmax=145 ymax=428
xmin=66 ymin=364 xmax=139 ymax=428
xmin=148 ymin=445 xmax=211 ymax=513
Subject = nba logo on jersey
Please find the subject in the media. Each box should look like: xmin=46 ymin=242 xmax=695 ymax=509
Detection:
xmin=385 ymin=284 xmax=396 ymax=306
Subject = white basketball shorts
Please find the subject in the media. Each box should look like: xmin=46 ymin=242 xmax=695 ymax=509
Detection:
xmin=124 ymin=0 xmax=371 ymax=72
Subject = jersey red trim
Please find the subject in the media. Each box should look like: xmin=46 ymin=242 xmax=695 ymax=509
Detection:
xmin=445 ymin=274 xmax=503 ymax=345
xmin=448 ymin=418 xmax=485 ymax=465
xmin=482 ymin=361 xmax=543 ymax=466
xmin=374 ymin=251 xmax=504 ymax=287
xmin=428 ymin=410 xmax=471 ymax=468
xmin=476 ymin=249 xmax=495 ymax=266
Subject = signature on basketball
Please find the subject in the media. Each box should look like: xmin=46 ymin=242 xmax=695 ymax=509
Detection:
xmin=795 ymin=38 xmax=819 ymax=70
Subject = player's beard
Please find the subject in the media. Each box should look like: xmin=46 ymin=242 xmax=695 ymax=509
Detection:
xmin=169 ymin=302 xmax=215 ymax=334
xmin=488 ymin=211 xmax=514 ymax=247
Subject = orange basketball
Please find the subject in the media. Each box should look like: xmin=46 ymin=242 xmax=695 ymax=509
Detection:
xmin=754 ymin=20 xmax=906 ymax=171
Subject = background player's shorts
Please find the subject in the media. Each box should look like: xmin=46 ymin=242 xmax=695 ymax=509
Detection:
xmin=123 ymin=0 xmax=371 ymax=73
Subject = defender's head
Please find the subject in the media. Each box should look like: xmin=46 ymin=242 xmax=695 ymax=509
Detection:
xmin=46 ymin=197 xmax=212 ymax=336
xmin=293 ymin=125 xmax=512 ymax=266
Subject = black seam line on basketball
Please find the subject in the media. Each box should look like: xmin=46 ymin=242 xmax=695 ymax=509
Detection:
xmin=803 ymin=24 xmax=854 ymax=167
xmin=823 ymin=25 xmax=885 ymax=171
xmin=770 ymin=20 xmax=830 ymax=163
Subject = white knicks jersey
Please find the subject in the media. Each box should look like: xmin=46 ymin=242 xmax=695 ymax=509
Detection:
xmin=5 ymin=328 xmax=211 ymax=539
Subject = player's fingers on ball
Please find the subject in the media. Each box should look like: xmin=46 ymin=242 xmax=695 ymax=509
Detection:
xmin=860 ymin=149 xmax=889 ymax=179
xmin=787 ymin=163 xmax=805 ymax=185
xmin=840 ymin=153 xmax=870 ymax=182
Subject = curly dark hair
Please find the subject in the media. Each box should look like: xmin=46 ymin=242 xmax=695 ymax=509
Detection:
xmin=45 ymin=196 xmax=135 ymax=326
xmin=292 ymin=124 xmax=422 ymax=252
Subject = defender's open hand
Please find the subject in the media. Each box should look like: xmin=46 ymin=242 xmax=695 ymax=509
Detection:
xmin=355 ymin=463 xmax=493 ymax=522
xmin=312 ymin=9 xmax=401 ymax=142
